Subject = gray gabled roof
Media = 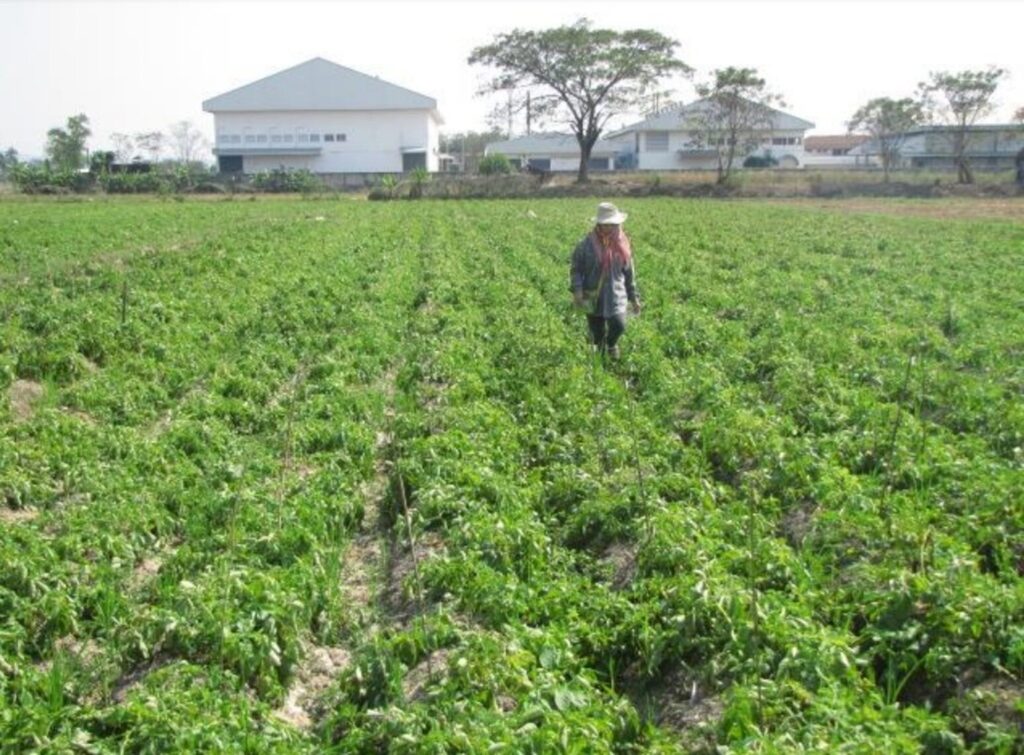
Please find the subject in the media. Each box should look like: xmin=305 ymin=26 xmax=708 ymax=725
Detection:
xmin=202 ymin=57 xmax=440 ymax=117
xmin=485 ymin=133 xmax=620 ymax=155
xmin=609 ymin=98 xmax=814 ymax=136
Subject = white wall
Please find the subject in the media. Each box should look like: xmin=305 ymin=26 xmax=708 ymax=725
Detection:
xmin=213 ymin=109 xmax=439 ymax=173
xmin=243 ymin=155 xmax=316 ymax=172
xmin=500 ymin=153 xmax=614 ymax=172
xmin=425 ymin=114 xmax=440 ymax=172
xmin=802 ymin=154 xmax=877 ymax=167
xmin=636 ymin=128 xmax=809 ymax=170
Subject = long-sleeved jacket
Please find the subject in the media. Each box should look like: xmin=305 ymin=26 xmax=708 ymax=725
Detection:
xmin=569 ymin=233 xmax=639 ymax=317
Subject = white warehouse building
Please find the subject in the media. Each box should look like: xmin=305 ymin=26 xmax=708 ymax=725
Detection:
xmin=608 ymin=99 xmax=815 ymax=170
xmin=203 ymin=58 xmax=443 ymax=175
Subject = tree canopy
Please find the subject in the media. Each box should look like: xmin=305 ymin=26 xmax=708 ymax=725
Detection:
xmin=917 ymin=68 xmax=1007 ymax=183
xmin=469 ymin=19 xmax=689 ymax=182
xmin=687 ymin=67 xmax=783 ymax=184
xmin=46 ymin=113 xmax=91 ymax=172
xmin=848 ymin=97 xmax=925 ymax=182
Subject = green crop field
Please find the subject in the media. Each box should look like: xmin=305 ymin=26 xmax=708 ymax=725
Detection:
xmin=1 ymin=197 xmax=1022 ymax=753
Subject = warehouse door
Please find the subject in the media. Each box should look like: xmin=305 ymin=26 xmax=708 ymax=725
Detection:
xmin=402 ymin=152 xmax=426 ymax=172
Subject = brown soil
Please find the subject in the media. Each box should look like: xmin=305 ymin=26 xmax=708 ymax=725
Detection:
xmin=624 ymin=665 xmax=723 ymax=748
xmin=779 ymin=499 xmax=819 ymax=548
xmin=273 ymin=643 xmax=352 ymax=729
xmin=762 ymin=197 xmax=1024 ymax=222
xmin=0 ymin=507 xmax=40 ymax=524
xmin=602 ymin=542 xmax=638 ymax=590
xmin=382 ymin=532 xmax=446 ymax=623
xmin=54 ymin=635 xmax=102 ymax=664
xmin=8 ymin=379 xmax=44 ymax=422
xmin=61 ymin=408 xmax=97 ymax=425
xmin=112 ymin=654 xmax=175 ymax=703
xmin=128 ymin=556 xmax=164 ymax=591
xmin=402 ymin=648 xmax=451 ymax=702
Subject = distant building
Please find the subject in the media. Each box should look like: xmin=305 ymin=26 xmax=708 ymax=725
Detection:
xmin=804 ymin=135 xmax=870 ymax=156
xmin=802 ymin=134 xmax=874 ymax=167
xmin=483 ymin=133 xmax=621 ymax=172
xmin=607 ymin=99 xmax=815 ymax=170
xmin=203 ymin=58 xmax=443 ymax=175
xmin=847 ymin=125 xmax=1024 ymax=171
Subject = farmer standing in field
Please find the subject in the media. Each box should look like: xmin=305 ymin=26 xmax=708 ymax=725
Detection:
xmin=570 ymin=202 xmax=641 ymax=360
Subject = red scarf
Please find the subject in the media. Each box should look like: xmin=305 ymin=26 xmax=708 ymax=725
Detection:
xmin=593 ymin=226 xmax=632 ymax=274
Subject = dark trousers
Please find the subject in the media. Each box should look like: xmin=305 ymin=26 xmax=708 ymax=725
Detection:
xmin=587 ymin=313 xmax=626 ymax=351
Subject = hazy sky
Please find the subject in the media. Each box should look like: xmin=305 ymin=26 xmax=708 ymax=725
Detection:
xmin=2 ymin=0 xmax=1022 ymax=159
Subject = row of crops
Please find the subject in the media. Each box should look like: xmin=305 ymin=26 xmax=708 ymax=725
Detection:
xmin=1 ymin=197 xmax=1022 ymax=752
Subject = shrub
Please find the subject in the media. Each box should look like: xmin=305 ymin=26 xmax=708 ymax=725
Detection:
xmin=251 ymin=168 xmax=322 ymax=193
xmin=368 ymin=175 xmax=399 ymax=201
xmin=98 ymin=171 xmax=170 ymax=194
xmin=478 ymin=154 xmax=512 ymax=175
xmin=407 ymin=167 xmax=431 ymax=199
xmin=10 ymin=164 xmax=93 ymax=194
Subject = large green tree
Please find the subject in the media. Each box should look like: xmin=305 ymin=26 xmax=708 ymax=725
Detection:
xmin=469 ymin=19 xmax=689 ymax=182
xmin=686 ymin=67 xmax=783 ymax=185
xmin=46 ymin=113 xmax=91 ymax=171
xmin=848 ymin=97 xmax=925 ymax=182
xmin=917 ymin=68 xmax=1007 ymax=184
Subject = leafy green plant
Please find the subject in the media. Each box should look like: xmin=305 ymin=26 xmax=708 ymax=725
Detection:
xmin=478 ymin=154 xmax=512 ymax=175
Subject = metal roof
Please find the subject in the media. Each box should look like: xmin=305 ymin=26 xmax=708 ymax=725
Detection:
xmin=609 ymin=98 xmax=815 ymax=136
xmin=484 ymin=133 xmax=620 ymax=155
xmin=203 ymin=58 xmax=440 ymax=119
xmin=804 ymin=135 xmax=870 ymax=152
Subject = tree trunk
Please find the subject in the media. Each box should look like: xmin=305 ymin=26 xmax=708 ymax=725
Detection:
xmin=577 ymin=136 xmax=596 ymax=184
xmin=718 ymin=143 xmax=736 ymax=185
xmin=577 ymin=152 xmax=589 ymax=183
xmin=958 ymin=157 xmax=974 ymax=185
xmin=954 ymin=131 xmax=973 ymax=184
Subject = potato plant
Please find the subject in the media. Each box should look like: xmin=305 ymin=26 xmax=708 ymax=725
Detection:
xmin=1 ymin=197 xmax=1021 ymax=752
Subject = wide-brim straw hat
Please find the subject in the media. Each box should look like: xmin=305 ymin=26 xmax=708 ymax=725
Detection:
xmin=592 ymin=202 xmax=628 ymax=225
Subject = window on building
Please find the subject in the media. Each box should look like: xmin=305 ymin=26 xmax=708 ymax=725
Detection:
xmin=772 ymin=137 xmax=797 ymax=146
xmin=271 ymin=134 xmax=282 ymax=143
xmin=298 ymin=134 xmax=309 ymax=143
xmin=646 ymin=131 xmax=669 ymax=151
xmin=336 ymin=134 xmax=347 ymax=142
xmin=256 ymin=134 xmax=267 ymax=144
xmin=309 ymin=134 xmax=320 ymax=143
xmin=231 ymin=135 xmax=242 ymax=144
xmin=283 ymin=134 xmax=293 ymax=143
xmin=324 ymin=134 xmax=335 ymax=142
xmin=587 ymin=157 xmax=609 ymax=171
xmin=245 ymin=134 xmax=255 ymax=144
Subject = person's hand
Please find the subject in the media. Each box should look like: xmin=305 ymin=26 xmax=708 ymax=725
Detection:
xmin=630 ymin=300 xmax=642 ymax=315
xmin=573 ymin=291 xmax=585 ymax=308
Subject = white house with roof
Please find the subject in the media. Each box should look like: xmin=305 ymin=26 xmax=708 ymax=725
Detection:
xmin=203 ymin=58 xmax=443 ymax=174
xmin=607 ymin=99 xmax=815 ymax=170
xmin=483 ymin=133 xmax=622 ymax=172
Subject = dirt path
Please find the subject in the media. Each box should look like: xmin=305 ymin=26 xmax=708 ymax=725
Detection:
xmin=272 ymin=366 xmax=399 ymax=730
xmin=760 ymin=197 xmax=1024 ymax=222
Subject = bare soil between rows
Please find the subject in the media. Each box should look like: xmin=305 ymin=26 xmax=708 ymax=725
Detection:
xmin=761 ymin=197 xmax=1024 ymax=221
